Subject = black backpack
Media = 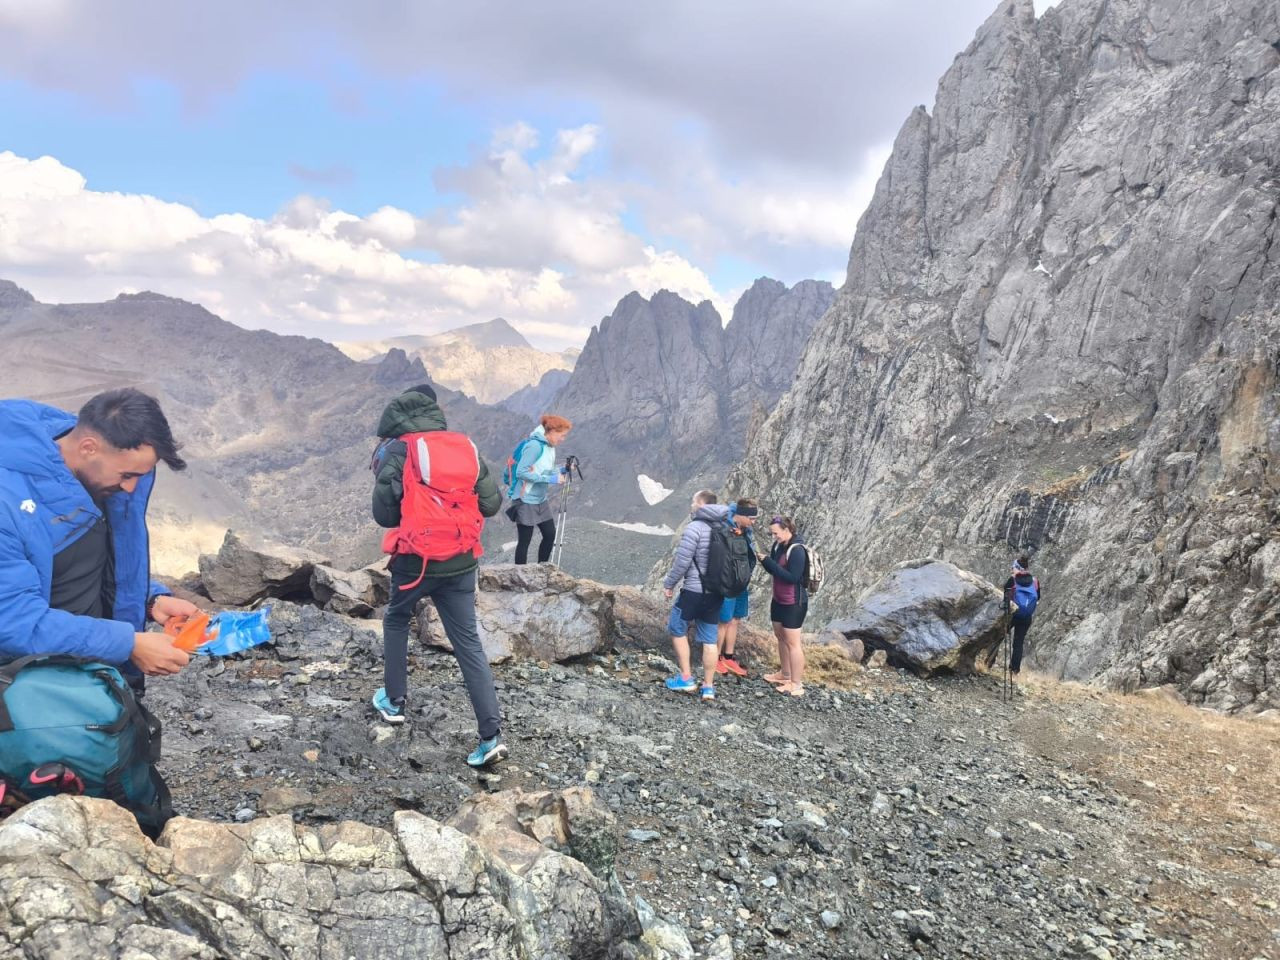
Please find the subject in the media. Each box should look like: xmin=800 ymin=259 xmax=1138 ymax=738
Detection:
xmin=693 ymin=521 xmax=754 ymax=597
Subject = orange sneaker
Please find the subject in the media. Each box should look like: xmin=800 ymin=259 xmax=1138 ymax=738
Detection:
xmin=715 ymin=657 xmax=729 ymax=675
xmin=720 ymin=657 xmax=748 ymax=677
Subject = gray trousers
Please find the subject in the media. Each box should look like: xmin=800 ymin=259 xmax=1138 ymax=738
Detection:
xmin=383 ymin=566 xmax=501 ymax=740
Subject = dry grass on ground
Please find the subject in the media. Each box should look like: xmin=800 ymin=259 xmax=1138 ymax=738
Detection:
xmin=1012 ymin=671 xmax=1280 ymax=957
xmin=752 ymin=642 xmax=866 ymax=690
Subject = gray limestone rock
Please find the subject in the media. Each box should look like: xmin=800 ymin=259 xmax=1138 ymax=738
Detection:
xmin=731 ymin=0 xmax=1280 ymax=710
xmin=309 ymin=561 xmax=389 ymax=618
xmin=824 ymin=560 xmax=1005 ymax=675
xmin=555 ymin=280 xmax=834 ymax=520
xmin=417 ymin=563 xmax=777 ymax=665
xmin=199 ymin=530 xmax=331 ymax=606
xmin=0 ymin=791 xmax=657 ymax=960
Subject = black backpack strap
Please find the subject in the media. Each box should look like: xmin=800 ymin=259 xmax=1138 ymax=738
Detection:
xmin=98 ymin=671 xmax=173 ymax=838
xmin=688 ymin=519 xmax=713 ymax=582
xmin=88 ymin=668 xmax=146 ymax=738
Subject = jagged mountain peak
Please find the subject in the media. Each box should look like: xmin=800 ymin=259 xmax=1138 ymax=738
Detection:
xmin=0 ymin=279 xmax=35 ymax=308
xmin=733 ymin=0 xmax=1280 ymax=711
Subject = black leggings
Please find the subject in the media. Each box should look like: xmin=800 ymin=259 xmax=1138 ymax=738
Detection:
xmin=1011 ymin=618 xmax=1031 ymax=673
xmin=515 ymin=520 xmax=557 ymax=564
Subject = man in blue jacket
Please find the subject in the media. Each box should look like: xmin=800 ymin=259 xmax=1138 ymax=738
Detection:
xmin=0 ymin=389 xmax=196 ymax=681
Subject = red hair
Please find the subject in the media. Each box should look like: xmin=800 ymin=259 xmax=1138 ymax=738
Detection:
xmin=540 ymin=414 xmax=573 ymax=432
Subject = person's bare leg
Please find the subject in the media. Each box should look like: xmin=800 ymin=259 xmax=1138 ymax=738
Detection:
xmin=723 ymin=618 xmax=739 ymax=657
xmin=716 ymin=622 xmax=729 ymax=660
xmin=672 ymin=634 xmax=692 ymax=679
xmin=764 ymin=622 xmax=790 ymax=684
xmin=702 ymin=635 xmax=718 ymax=691
xmin=780 ymin=628 xmax=805 ymax=693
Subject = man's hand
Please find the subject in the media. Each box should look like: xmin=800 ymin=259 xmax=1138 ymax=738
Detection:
xmin=149 ymin=595 xmax=199 ymax=626
xmin=664 ymin=587 xmax=674 ymax=600
xmin=131 ymin=632 xmax=190 ymax=676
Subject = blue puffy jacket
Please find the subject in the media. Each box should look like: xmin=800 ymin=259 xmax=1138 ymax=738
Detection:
xmin=0 ymin=400 xmax=170 ymax=664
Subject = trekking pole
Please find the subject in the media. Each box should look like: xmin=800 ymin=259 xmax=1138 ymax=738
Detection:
xmin=552 ymin=455 xmax=583 ymax=567
xmin=553 ymin=477 xmax=570 ymax=567
xmin=1003 ymin=612 xmax=1014 ymax=702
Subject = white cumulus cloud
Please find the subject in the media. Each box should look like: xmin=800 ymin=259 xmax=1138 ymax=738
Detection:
xmin=0 ymin=141 xmax=728 ymax=350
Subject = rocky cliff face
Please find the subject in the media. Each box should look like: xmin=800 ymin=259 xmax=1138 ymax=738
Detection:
xmin=730 ymin=0 xmax=1280 ymax=711
xmin=500 ymin=367 xmax=573 ymax=418
xmin=557 ymin=279 xmax=834 ymax=521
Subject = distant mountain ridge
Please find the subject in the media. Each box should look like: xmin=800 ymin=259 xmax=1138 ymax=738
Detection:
xmin=0 ymin=283 xmax=527 ymax=573
xmin=338 ymin=318 xmax=578 ymax=405
xmin=553 ymin=277 xmax=836 ymax=521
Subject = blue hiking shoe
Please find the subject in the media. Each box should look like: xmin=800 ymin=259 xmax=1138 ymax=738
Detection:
xmin=665 ymin=675 xmax=698 ymax=693
xmin=372 ymin=688 xmax=406 ymax=725
xmin=467 ymin=736 xmax=509 ymax=769
xmin=700 ymin=685 xmax=716 ymax=702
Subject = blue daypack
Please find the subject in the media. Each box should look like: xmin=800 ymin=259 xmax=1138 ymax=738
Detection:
xmin=501 ymin=436 xmax=546 ymax=497
xmin=1012 ymin=578 xmax=1039 ymax=619
xmin=0 ymin=656 xmax=173 ymax=837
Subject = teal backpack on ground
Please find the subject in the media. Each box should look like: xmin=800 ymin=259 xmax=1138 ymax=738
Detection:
xmin=0 ymin=655 xmax=173 ymax=837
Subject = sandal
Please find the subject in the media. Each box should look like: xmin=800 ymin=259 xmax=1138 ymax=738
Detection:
xmin=777 ymin=683 xmax=806 ymax=697
xmin=763 ymin=672 xmax=790 ymax=685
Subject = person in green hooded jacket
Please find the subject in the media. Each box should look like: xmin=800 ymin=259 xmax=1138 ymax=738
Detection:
xmin=370 ymin=384 xmax=506 ymax=767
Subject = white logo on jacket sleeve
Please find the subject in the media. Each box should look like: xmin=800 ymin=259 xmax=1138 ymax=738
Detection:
xmin=19 ymin=500 xmax=36 ymax=514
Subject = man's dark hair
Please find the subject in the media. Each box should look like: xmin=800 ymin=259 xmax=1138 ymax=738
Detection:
xmin=1016 ymin=554 xmax=1031 ymax=570
xmin=78 ymin=389 xmax=187 ymax=471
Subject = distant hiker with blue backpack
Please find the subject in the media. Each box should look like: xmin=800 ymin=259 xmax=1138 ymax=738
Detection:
xmin=1003 ymin=556 xmax=1041 ymax=676
xmin=370 ymin=385 xmax=508 ymax=768
xmin=504 ymin=414 xmax=572 ymax=565
xmin=0 ymin=389 xmax=197 ymax=834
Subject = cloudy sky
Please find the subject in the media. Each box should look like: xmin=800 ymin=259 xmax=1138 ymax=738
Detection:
xmin=0 ymin=0 xmax=1058 ymax=349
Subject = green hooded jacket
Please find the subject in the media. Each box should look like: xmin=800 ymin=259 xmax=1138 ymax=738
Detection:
xmin=372 ymin=390 xmax=502 ymax=579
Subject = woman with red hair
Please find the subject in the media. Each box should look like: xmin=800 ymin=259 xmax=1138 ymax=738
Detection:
xmin=507 ymin=414 xmax=572 ymax=564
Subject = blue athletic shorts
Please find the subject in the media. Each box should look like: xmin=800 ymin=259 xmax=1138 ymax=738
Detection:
xmin=719 ymin=592 xmax=749 ymax=623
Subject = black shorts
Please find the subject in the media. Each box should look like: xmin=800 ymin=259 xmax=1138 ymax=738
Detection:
xmin=770 ymin=599 xmax=808 ymax=630
xmin=678 ymin=589 xmax=723 ymax=626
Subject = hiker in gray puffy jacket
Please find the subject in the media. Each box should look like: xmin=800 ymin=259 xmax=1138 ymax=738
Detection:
xmin=662 ymin=491 xmax=730 ymax=701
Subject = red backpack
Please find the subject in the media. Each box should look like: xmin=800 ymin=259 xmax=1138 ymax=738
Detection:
xmin=381 ymin=431 xmax=485 ymax=590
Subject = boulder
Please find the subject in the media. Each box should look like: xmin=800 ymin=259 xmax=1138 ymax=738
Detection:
xmin=0 ymin=791 xmax=656 ymax=960
xmin=822 ymin=559 xmax=1004 ymax=675
xmin=198 ymin=530 xmax=330 ymax=606
xmin=417 ymin=563 xmax=773 ymax=665
xmin=310 ymin=562 xmax=390 ymax=617
xmin=817 ymin=628 xmax=865 ymax=663
xmin=267 ymin=600 xmax=382 ymax=663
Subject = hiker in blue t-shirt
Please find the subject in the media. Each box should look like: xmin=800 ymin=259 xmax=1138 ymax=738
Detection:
xmin=1002 ymin=555 xmax=1041 ymax=675
xmin=715 ymin=498 xmax=759 ymax=677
